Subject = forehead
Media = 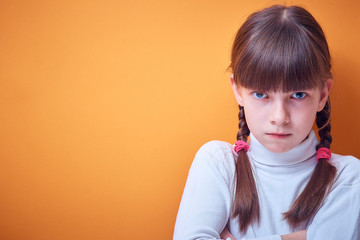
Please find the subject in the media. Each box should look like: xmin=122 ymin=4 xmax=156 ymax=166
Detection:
xmin=240 ymin=86 xmax=321 ymax=94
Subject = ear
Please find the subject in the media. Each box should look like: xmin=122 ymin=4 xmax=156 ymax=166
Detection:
xmin=317 ymin=79 xmax=333 ymax=112
xmin=230 ymin=74 xmax=244 ymax=106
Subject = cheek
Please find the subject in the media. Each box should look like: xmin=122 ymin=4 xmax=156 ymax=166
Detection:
xmin=243 ymin=106 xmax=263 ymax=130
xmin=293 ymin=106 xmax=318 ymax=128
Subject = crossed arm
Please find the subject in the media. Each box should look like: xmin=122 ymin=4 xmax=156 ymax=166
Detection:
xmin=220 ymin=227 xmax=306 ymax=240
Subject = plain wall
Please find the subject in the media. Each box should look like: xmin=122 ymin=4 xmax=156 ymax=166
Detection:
xmin=1 ymin=0 xmax=360 ymax=239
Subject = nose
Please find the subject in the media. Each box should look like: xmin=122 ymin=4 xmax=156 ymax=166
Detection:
xmin=270 ymin=101 xmax=290 ymax=126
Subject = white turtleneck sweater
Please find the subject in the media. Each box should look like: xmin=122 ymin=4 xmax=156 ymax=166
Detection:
xmin=173 ymin=131 xmax=360 ymax=240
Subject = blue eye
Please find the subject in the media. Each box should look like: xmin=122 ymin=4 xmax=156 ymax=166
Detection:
xmin=253 ymin=92 xmax=267 ymax=99
xmin=291 ymin=92 xmax=307 ymax=99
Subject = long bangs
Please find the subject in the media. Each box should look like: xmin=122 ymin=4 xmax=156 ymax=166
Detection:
xmin=232 ymin=6 xmax=331 ymax=93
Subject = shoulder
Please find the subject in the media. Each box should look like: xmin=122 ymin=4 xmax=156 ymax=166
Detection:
xmin=330 ymin=153 xmax=360 ymax=187
xmin=191 ymin=140 xmax=237 ymax=180
xmin=196 ymin=140 xmax=236 ymax=157
xmin=195 ymin=140 xmax=236 ymax=165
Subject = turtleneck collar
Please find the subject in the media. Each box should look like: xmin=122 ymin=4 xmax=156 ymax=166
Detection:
xmin=248 ymin=130 xmax=319 ymax=166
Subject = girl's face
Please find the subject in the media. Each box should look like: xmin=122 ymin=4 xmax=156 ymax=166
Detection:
xmin=231 ymin=78 xmax=332 ymax=153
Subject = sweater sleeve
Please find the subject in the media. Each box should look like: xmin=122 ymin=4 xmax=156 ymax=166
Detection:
xmin=173 ymin=141 xmax=234 ymax=240
xmin=173 ymin=142 xmax=284 ymax=240
xmin=306 ymin=156 xmax=360 ymax=240
xmin=246 ymin=235 xmax=282 ymax=240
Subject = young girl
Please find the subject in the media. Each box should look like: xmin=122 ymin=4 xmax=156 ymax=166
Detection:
xmin=173 ymin=5 xmax=360 ymax=240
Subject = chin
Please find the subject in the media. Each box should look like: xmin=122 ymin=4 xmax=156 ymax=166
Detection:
xmin=266 ymin=144 xmax=293 ymax=153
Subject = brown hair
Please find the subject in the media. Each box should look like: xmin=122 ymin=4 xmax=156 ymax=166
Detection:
xmin=230 ymin=5 xmax=337 ymax=232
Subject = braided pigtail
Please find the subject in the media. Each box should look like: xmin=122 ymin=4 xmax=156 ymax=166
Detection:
xmin=283 ymin=99 xmax=337 ymax=227
xmin=233 ymin=105 xmax=260 ymax=232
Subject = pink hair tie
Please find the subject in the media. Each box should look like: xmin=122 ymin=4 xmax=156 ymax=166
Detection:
xmin=316 ymin=147 xmax=331 ymax=161
xmin=234 ymin=140 xmax=249 ymax=153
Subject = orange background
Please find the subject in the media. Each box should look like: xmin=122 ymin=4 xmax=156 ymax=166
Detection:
xmin=1 ymin=0 xmax=359 ymax=239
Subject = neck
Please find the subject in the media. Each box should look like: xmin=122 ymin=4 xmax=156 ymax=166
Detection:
xmin=248 ymin=130 xmax=318 ymax=166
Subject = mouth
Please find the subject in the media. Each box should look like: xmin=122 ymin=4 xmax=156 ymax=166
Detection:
xmin=266 ymin=133 xmax=292 ymax=139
